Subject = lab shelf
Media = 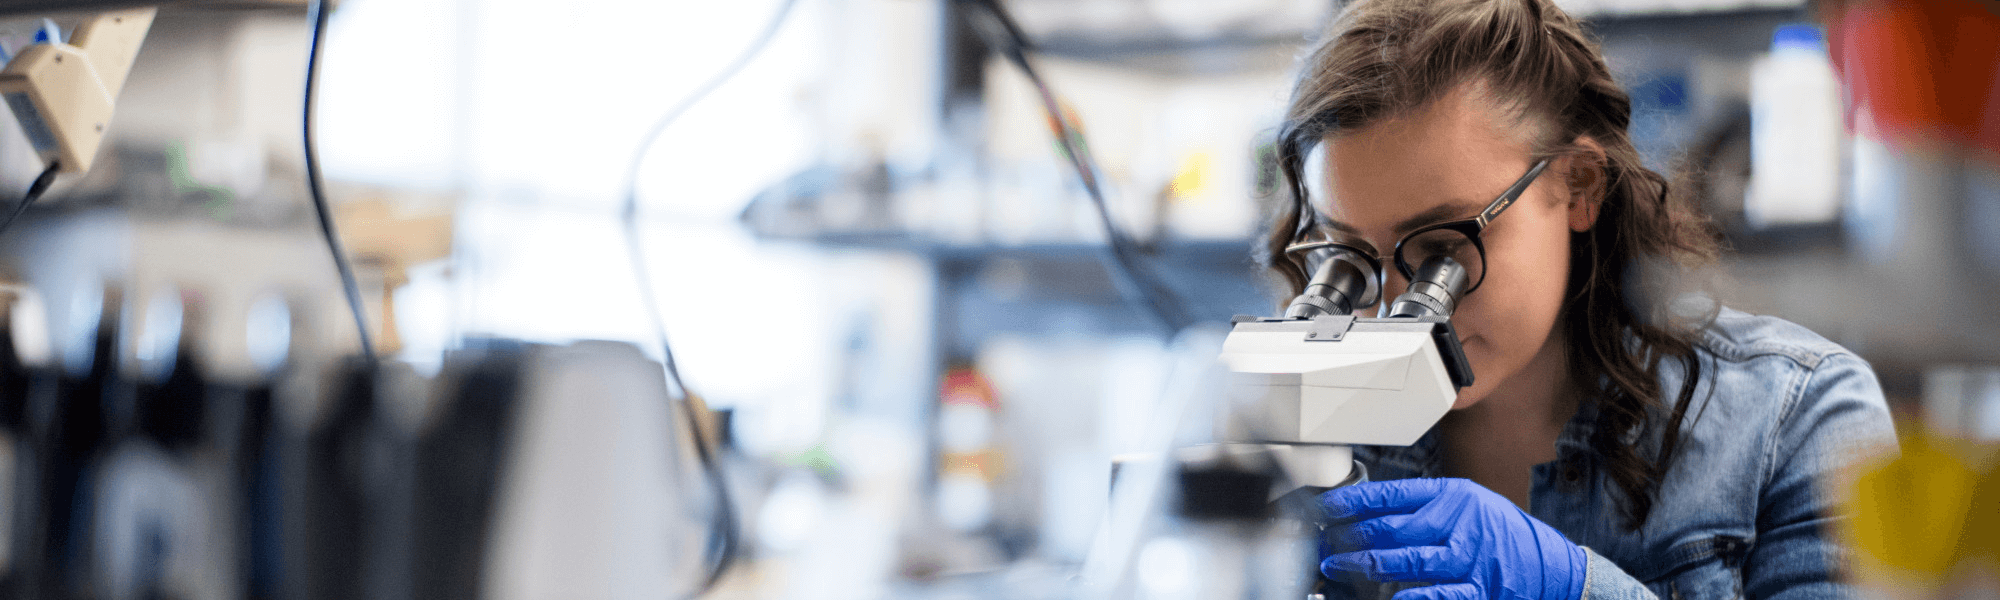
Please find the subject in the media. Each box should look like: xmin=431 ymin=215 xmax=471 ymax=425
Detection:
xmin=1027 ymin=33 xmax=1312 ymax=76
xmin=1565 ymin=0 xmax=1803 ymax=20
xmin=750 ymin=227 xmax=1277 ymax=356
xmin=0 ymin=0 xmax=308 ymax=16
xmin=758 ymin=230 xmax=1256 ymax=263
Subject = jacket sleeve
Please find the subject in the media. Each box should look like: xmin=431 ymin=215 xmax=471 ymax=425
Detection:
xmin=1579 ymin=546 xmax=1660 ymax=600
xmin=1744 ymin=352 xmax=1898 ymax=600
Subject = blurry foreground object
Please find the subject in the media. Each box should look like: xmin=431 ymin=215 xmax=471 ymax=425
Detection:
xmin=0 ymin=274 xmax=722 ymax=598
xmin=1839 ymin=427 xmax=2000 ymax=600
xmin=1820 ymin=3 xmax=2000 ymax=597
xmin=1820 ymin=0 xmax=2000 ymax=158
xmin=1842 ymin=366 xmax=2000 ymax=599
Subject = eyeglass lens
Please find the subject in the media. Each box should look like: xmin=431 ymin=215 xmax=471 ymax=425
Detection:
xmin=1395 ymin=228 xmax=1485 ymax=292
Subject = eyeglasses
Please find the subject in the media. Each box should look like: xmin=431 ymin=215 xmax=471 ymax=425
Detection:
xmin=1284 ymin=158 xmax=1552 ymax=303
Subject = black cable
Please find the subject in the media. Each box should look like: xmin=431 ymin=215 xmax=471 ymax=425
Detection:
xmin=302 ymin=0 xmax=376 ymax=362
xmin=619 ymin=0 xmax=798 ymax=596
xmin=0 ymin=160 xmax=61 ymax=239
xmin=957 ymin=0 xmax=1195 ymax=334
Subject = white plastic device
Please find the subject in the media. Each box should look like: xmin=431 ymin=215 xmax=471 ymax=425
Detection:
xmin=1214 ymin=315 xmax=1468 ymax=487
xmin=0 ymin=7 xmax=156 ymax=174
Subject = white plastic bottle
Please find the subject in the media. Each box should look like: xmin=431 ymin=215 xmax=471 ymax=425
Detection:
xmin=1746 ymin=23 xmax=1845 ymax=229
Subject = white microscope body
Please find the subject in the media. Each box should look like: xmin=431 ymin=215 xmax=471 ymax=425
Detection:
xmin=1086 ymin=251 xmax=1476 ymax=600
xmin=1216 ymin=314 xmax=1470 ymax=488
xmin=1212 ymin=249 xmax=1476 ymax=490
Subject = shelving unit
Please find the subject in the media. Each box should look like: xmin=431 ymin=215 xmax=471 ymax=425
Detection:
xmin=747 ymin=0 xmax=1828 ymax=365
xmin=749 ymin=223 xmax=1276 ymax=359
xmin=0 ymin=0 xmax=309 ymax=16
xmin=740 ymin=0 xmax=1837 ymax=384
xmin=1563 ymin=0 xmax=1803 ymax=19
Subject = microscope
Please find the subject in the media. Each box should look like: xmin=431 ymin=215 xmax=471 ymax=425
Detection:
xmin=1215 ymin=244 xmax=1475 ymax=500
xmin=1100 ymin=245 xmax=1476 ymax=600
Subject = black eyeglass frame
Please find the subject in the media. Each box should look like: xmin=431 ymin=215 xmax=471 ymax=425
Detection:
xmin=1284 ymin=157 xmax=1553 ymax=299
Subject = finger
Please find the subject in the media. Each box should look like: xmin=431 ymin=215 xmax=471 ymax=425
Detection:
xmin=1321 ymin=546 xmax=1471 ymax=583
xmin=1326 ymin=514 xmax=1448 ymax=551
xmin=1321 ymin=479 xmax=1453 ymax=522
xmin=1391 ymin=583 xmax=1480 ymax=600
xmin=1401 ymin=485 xmax=1477 ymax=534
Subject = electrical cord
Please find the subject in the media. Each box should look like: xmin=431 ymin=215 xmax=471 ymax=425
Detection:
xmin=956 ymin=0 xmax=1195 ymax=335
xmin=303 ymin=0 xmax=376 ymax=362
xmin=619 ymin=0 xmax=799 ymax=596
xmin=0 ymin=160 xmax=61 ymax=239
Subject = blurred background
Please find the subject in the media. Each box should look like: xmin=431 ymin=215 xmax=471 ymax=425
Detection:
xmin=0 ymin=0 xmax=1991 ymax=598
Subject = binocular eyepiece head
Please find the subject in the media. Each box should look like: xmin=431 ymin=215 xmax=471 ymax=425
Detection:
xmin=1283 ymin=247 xmax=1471 ymax=320
xmin=1386 ymin=256 xmax=1469 ymax=319
xmin=1283 ymin=247 xmax=1379 ymax=319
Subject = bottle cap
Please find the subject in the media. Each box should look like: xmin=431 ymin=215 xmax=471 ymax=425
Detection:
xmin=1772 ymin=23 xmax=1825 ymax=53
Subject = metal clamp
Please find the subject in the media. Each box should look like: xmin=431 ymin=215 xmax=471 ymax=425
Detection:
xmin=1304 ymin=315 xmax=1355 ymax=342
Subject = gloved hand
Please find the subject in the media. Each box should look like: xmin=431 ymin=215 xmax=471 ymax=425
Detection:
xmin=1319 ymin=478 xmax=1587 ymax=600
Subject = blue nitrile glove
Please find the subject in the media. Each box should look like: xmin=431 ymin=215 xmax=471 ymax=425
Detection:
xmin=1319 ymin=478 xmax=1586 ymax=600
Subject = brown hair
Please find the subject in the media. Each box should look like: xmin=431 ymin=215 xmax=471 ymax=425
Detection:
xmin=1265 ymin=0 xmax=1722 ymax=530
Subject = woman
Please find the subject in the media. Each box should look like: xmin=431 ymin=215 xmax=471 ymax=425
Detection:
xmin=1264 ymin=0 xmax=1899 ymax=599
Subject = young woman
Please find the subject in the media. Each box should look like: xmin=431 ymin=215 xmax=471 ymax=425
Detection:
xmin=1264 ymin=0 xmax=1899 ymax=599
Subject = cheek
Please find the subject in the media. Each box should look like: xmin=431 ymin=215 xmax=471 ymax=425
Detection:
xmin=1444 ymin=216 xmax=1575 ymax=406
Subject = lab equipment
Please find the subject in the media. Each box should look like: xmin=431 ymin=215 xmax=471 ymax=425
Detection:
xmin=1319 ymin=478 xmax=1587 ymax=600
xmin=1208 ymin=247 xmax=1476 ymax=597
xmin=413 ymin=341 xmax=523 ymax=599
xmin=294 ymin=357 xmax=423 ymax=600
xmin=957 ymin=0 xmax=1195 ymax=335
xmin=0 ymin=286 xmax=53 ymax=597
xmin=94 ymin=289 xmax=229 ymax=600
xmin=1088 ymin=246 xmax=1475 ymax=600
xmin=1216 ymin=248 xmax=1473 ymax=490
xmin=1134 ymin=453 xmax=1314 ymax=600
xmin=0 ymin=6 xmax=153 ymax=174
xmin=11 ymin=284 xmax=120 ymax=599
xmin=1745 ymin=24 xmax=1842 ymax=229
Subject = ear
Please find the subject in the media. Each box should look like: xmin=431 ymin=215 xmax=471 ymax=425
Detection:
xmin=1563 ymin=138 xmax=1607 ymax=232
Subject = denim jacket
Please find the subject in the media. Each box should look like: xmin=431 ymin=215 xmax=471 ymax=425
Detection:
xmin=1352 ymin=308 xmax=1899 ymax=600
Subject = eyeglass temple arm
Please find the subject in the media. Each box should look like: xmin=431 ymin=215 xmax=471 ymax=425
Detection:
xmin=1476 ymin=158 xmax=1554 ymax=228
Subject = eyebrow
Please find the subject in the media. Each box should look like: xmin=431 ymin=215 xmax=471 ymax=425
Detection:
xmin=1317 ymin=200 xmax=1485 ymax=238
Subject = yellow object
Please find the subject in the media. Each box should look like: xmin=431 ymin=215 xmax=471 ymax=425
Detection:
xmin=1168 ymin=152 xmax=1211 ymax=200
xmin=940 ymin=449 xmax=1005 ymax=481
xmin=1967 ymin=461 xmax=2000 ymax=568
xmin=1840 ymin=425 xmax=2000 ymax=597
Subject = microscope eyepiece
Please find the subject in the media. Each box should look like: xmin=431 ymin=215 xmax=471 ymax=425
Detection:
xmin=1284 ymin=247 xmax=1379 ymax=319
xmin=1386 ymin=255 xmax=1471 ymax=319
